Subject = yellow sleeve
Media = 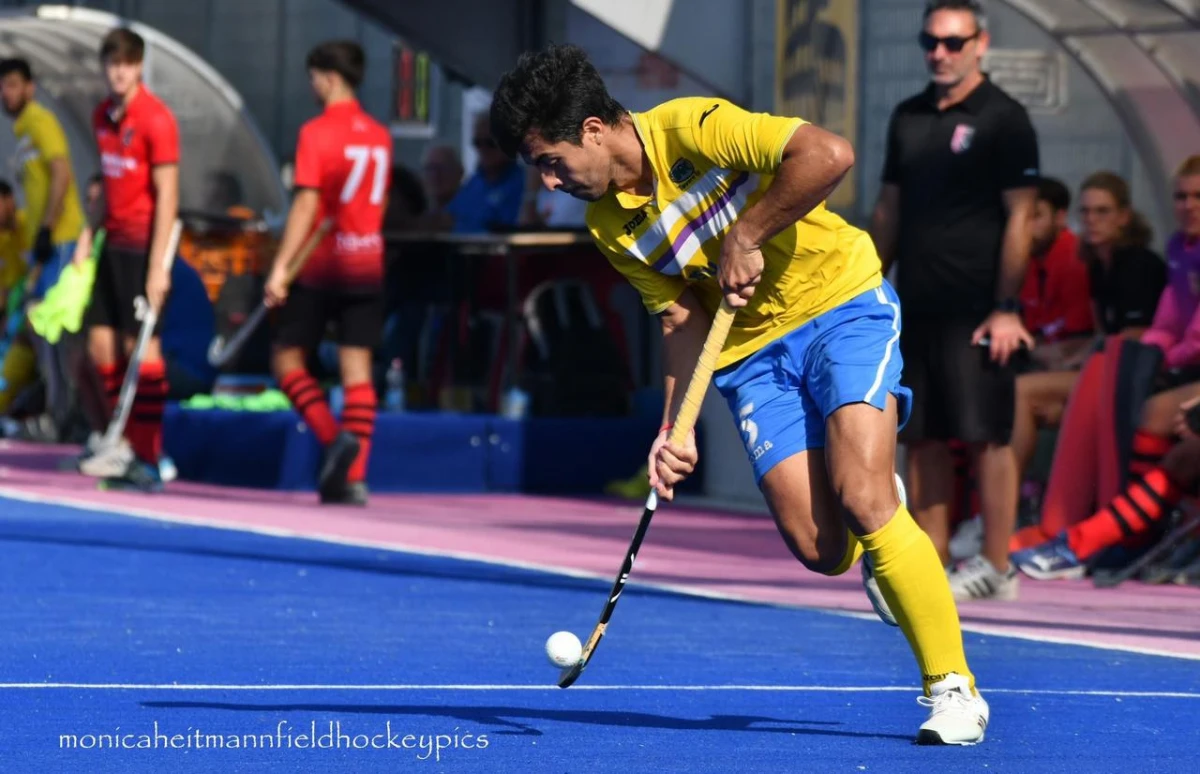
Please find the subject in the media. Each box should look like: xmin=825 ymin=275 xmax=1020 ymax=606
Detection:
xmin=683 ymin=98 xmax=804 ymax=175
xmin=32 ymin=111 xmax=70 ymax=161
xmin=594 ymin=240 xmax=686 ymax=315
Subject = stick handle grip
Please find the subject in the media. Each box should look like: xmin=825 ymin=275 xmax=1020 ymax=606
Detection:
xmin=667 ymin=301 xmax=736 ymax=446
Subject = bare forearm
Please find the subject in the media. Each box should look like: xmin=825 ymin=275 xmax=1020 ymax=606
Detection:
xmin=149 ymin=166 xmax=179 ymax=272
xmin=659 ymin=292 xmax=711 ymax=426
xmin=997 ymin=190 xmax=1036 ymax=301
xmin=44 ymin=160 xmax=70 ymax=229
xmin=729 ymin=128 xmax=853 ymax=249
xmin=997 ymin=221 xmax=1031 ymax=300
xmin=271 ymin=191 xmax=320 ymax=273
xmin=870 ymin=205 xmax=898 ymax=276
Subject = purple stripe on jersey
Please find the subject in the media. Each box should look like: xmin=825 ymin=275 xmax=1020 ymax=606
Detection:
xmin=651 ymin=171 xmax=751 ymax=272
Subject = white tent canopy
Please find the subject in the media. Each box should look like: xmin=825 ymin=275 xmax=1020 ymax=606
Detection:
xmin=0 ymin=5 xmax=286 ymax=221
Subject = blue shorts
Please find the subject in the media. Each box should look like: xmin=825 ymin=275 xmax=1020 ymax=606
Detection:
xmin=30 ymin=241 xmax=76 ymax=300
xmin=713 ymin=280 xmax=913 ymax=484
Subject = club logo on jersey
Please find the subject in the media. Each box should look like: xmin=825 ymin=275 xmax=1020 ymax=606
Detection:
xmin=622 ymin=209 xmax=648 ymax=237
xmin=122 ymin=127 xmax=135 ymax=147
xmin=950 ymin=123 xmax=974 ymax=154
xmin=669 ymin=158 xmax=696 ymax=187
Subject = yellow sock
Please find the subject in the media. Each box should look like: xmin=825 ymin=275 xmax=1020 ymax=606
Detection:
xmin=826 ymin=530 xmax=863 ymax=576
xmin=859 ymin=505 xmax=975 ymax=695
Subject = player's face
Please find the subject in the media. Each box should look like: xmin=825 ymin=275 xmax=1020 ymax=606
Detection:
xmin=1079 ymin=187 xmax=1128 ymax=248
xmin=522 ymin=123 xmax=611 ymax=202
xmin=0 ymin=73 xmax=31 ymax=117
xmin=104 ymin=57 xmax=142 ymax=99
xmin=308 ymin=69 xmax=333 ymax=104
xmin=1029 ymin=199 xmax=1062 ymax=254
xmin=921 ymin=10 xmax=987 ymax=87
xmin=1175 ymin=174 xmax=1200 ymax=239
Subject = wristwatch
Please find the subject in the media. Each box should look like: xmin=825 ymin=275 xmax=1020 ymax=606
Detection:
xmin=995 ymin=298 xmax=1022 ymax=314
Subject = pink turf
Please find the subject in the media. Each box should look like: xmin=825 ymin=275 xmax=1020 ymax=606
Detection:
xmin=2 ymin=440 xmax=1199 ymax=659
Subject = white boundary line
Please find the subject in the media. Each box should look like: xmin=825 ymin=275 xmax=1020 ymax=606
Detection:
xmin=3 ymin=484 xmax=1200 ymax=663
xmin=0 ymin=683 xmax=1197 ymax=698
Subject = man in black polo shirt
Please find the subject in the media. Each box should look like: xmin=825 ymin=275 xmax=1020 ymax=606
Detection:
xmin=871 ymin=0 xmax=1038 ymax=601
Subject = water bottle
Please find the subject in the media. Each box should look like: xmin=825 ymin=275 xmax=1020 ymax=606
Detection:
xmin=385 ymin=358 xmax=405 ymax=412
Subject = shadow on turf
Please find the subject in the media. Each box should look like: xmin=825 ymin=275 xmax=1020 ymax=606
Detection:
xmin=0 ymin=529 xmax=714 ymax=605
xmin=140 ymin=701 xmax=911 ymax=741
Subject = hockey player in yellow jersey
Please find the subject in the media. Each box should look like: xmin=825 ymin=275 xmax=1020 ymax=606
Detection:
xmin=490 ymin=44 xmax=988 ymax=745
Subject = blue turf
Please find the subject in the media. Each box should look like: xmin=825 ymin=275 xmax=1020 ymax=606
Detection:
xmin=1 ymin=495 xmax=1199 ymax=773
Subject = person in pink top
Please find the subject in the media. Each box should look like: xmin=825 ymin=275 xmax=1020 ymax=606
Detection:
xmin=1012 ymin=155 xmax=1200 ymax=578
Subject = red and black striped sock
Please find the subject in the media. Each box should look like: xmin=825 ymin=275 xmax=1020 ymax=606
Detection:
xmin=97 ymin=362 xmax=124 ymax=420
xmin=127 ymin=359 xmax=168 ymax=463
xmin=343 ymin=382 xmax=376 ymax=484
xmin=1129 ymin=430 xmax=1173 ymax=479
xmin=280 ymin=368 xmax=339 ymax=445
xmin=1066 ymin=467 xmax=1183 ymax=560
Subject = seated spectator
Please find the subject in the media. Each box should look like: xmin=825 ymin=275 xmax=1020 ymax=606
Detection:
xmin=1013 ymin=387 xmax=1200 ymax=579
xmin=1009 ymin=171 xmax=1165 ymax=481
xmin=1012 ymin=160 xmax=1200 ymax=551
xmin=445 ymin=111 xmax=525 ymax=233
xmin=1018 ymin=176 xmax=1092 ymax=365
xmin=417 ymin=144 xmax=462 ymax=231
xmin=383 ymin=163 xmax=427 ymax=234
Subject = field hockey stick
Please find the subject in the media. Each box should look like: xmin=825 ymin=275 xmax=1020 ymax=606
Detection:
xmin=101 ymin=219 xmax=183 ymax=448
xmin=558 ymin=299 xmax=737 ymax=688
xmin=1091 ymin=508 xmax=1200 ymax=589
xmin=207 ymin=219 xmax=332 ymax=368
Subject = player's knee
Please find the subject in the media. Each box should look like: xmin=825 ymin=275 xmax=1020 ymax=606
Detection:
xmin=835 ymin=482 xmax=899 ymax=535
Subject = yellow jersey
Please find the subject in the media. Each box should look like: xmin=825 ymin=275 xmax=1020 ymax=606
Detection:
xmin=586 ymin=97 xmax=881 ymax=369
xmin=12 ymin=100 xmax=85 ymax=247
xmin=0 ymin=210 xmax=29 ymax=293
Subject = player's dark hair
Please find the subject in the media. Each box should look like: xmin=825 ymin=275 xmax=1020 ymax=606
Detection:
xmin=490 ymin=43 xmax=626 ymax=158
xmin=1036 ymin=177 xmax=1070 ymax=213
xmin=1081 ymin=170 xmax=1153 ymax=250
xmin=306 ymin=41 xmax=365 ymax=89
xmin=923 ymin=0 xmax=988 ymax=30
xmin=100 ymin=27 xmax=145 ymax=64
xmin=0 ymin=179 xmax=12 ymax=197
xmin=0 ymin=58 xmax=33 ymax=82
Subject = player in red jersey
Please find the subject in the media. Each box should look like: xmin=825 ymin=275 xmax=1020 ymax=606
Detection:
xmin=78 ymin=28 xmax=180 ymax=491
xmin=265 ymin=41 xmax=393 ymax=506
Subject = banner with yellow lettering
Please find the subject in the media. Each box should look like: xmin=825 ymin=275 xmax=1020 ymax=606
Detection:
xmin=775 ymin=0 xmax=858 ymax=212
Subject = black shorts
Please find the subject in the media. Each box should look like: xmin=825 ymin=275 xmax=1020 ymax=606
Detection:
xmin=899 ymin=316 xmax=1015 ymax=445
xmin=83 ymin=245 xmax=163 ymax=337
xmin=273 ymin=283 xmax=384 ymax=351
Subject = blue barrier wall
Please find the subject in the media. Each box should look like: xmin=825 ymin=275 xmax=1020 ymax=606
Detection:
xmin=163 ymin=406 xmax=705 ymax=496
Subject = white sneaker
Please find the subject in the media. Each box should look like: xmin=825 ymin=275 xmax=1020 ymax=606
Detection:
xmin=917 ymin=673 xmax=989 ymax=745
xmin=949 ymin=514 xmax=984 ymax=561
xmin=78 ymin=439 xmax=133 ymax=478
xmin=947 ymin=555 xmax=1020 ymax=601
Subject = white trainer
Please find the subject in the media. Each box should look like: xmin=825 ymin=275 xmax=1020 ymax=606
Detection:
xmin=949 ymin=513 xmax=984 ymax=562
xmin=917 ymin=673 xmax=989 ymax=745
xmin=947 ymin=554 xmax=1020 ymax=602
xmin=78 ymin=439 xmax=133 ymax=478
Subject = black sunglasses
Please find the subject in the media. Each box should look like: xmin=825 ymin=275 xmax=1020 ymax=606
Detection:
xmin=918 ymin=31 xmax=980 ymax=53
